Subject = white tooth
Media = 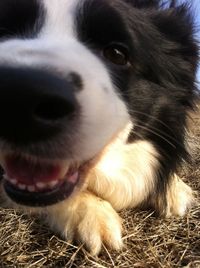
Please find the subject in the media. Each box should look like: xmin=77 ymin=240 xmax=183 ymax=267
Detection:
xmin=27 ymin=185 xmax=36 ymax=192
xmin=10 ymin=179 xmax=17 ymax=185
xmin=2 ymin=175 xmax=18 ymax=185
xmin=18 ymin=184 xmax=26 ymax=190
xmin=48 ymin=180 xmax=59 ymax=188
xmin=36 ymin=182 xmax=46 ymax=189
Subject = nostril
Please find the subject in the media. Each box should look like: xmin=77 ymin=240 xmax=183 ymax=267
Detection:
xmin=34 ymin=97 xmax=75 ymax=122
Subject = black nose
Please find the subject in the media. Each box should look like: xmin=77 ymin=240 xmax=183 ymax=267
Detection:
xmin=0 ymin=67 xmax=78 ymax=144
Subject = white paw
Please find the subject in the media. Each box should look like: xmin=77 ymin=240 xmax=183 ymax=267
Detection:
xmin=47 ymin=193 xmax=123 ymax=255
xmin=166 ymin=175 xmax=195 ymax=217
xmin=76 ymin=199 xmax=123 ymax=255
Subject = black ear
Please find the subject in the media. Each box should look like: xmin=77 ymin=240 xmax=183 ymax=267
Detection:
xmin=124 ymin=0 xmax=160 ymax=8
xmin=133 ymin=3 xmax=199 ymax=95
xmin=124 ymin=0 xmax=188 ymax=9
xmin=126 ymin=2 xmax=198 ymax=73
xmin=151 ymin=4 xmax=199 ymax=73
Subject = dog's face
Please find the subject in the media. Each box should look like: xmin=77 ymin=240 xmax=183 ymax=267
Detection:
xmin=0 ymin=0 xmax=198 ymax=207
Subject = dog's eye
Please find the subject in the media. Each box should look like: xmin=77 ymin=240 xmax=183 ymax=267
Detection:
xmin=103 ymin=43 xmax=129 ymax=66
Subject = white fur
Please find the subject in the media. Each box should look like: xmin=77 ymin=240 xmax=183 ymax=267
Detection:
xmin=165 ymin=174 xmax=195 ymax=217
xmin=46 ymin=191 xmax=123 ymax=256
xmin=88 ymin=136 xmax=159 ymax=210
xmin=44 ymin=136 xmax=194 ymax=255
xmin=41 ymin=0 xmax=78 ymax=38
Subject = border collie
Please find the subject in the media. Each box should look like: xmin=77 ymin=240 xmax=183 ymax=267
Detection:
xmin=0 ymin=0 xmax=198 ymax=255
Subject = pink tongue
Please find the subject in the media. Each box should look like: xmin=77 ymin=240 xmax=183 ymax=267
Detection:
xmin=5 ymin=156 xmax=61 ymax=185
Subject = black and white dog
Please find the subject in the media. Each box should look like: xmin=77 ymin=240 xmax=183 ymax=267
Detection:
xmin=0 ymin=0 xmax=198 ymax=255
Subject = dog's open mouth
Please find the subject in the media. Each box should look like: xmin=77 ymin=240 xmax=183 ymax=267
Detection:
xmin=2 ymin=154 xmax=84 ymax=207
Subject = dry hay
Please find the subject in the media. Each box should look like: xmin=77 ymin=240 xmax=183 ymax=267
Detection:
xmin=0 ymin=103 xmax=200 ymax=268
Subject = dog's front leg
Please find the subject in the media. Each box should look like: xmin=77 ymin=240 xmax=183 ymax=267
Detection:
xmin=46 ymin=191 xmax=123 ymax=255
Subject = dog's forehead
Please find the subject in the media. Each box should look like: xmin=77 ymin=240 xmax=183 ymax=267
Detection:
xmin=41 ymin=0 xmax=81 ymax=37
xmin=41 ymin=0 xmax=120 ymax=38
xmin=0 ymin=0 xmax=125 ymax=41
xmin=0 ymin=0 xmax=88 ymax=39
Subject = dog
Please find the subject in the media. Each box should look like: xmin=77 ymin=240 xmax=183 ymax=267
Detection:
xmin=0 ymin=0 xmax=198 ymax=255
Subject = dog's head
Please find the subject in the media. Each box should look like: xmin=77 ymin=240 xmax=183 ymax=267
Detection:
xmin=0 ymin=0 xmax=198 ymax=207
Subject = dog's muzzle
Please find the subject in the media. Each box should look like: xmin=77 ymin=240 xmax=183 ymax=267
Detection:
xmin=0 ymin=66 xmax=83 ymax=206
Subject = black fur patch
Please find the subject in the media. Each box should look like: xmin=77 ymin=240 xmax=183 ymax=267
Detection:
xmin=0 ymin=0 xmax=44 ymax=39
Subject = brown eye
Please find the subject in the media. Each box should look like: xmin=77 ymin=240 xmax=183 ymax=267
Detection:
xmin=103 ymin=43 xmax=129 ymax=65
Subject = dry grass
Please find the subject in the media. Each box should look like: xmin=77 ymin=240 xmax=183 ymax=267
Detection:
xmin=0 ymin=104 xmax=200 ymax=268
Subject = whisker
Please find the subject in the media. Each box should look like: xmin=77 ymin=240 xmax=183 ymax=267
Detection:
xmin=133 ymin=123 xmax=177 ymax=148
xmin=128 ymin=109 xmax=176 ymax=132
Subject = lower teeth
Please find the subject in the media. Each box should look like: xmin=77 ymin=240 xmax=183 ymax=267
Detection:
xmin=3 ymin=168 xmax=79 ymax=193
xmin=18 ymin=184 xmax=26 ymax=190
xmin=5 ymin=177 xmax=61 ymax=192
xmin=27 ymin=185 xmax=36 ymax=192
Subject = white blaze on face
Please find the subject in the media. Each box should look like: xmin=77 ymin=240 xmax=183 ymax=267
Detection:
xmin=41 ymin=0 xmax=79 ymax=38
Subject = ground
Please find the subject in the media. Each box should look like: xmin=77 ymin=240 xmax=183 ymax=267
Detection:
xmin=0 ymin=102 xmax=199 ymax=268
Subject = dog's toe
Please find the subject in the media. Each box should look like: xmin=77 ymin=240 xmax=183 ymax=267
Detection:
xmin=166 ymin=174 xmax=195 ymax=217
xmin=47 ymin=192 xmax=123 ymax=255
xmin=77 ymin=199 xmax=123 ymax=255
